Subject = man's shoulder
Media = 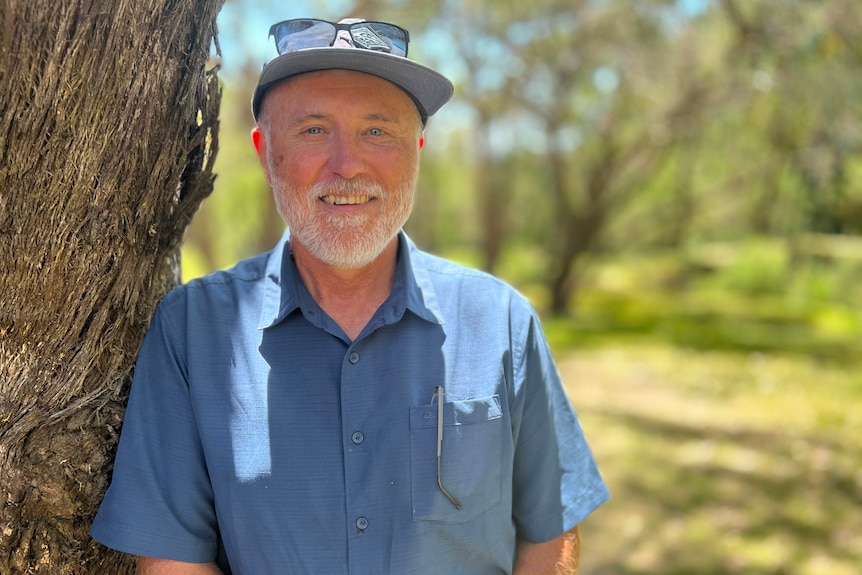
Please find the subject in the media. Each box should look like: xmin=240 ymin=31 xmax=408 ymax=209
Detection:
xmin=161 ymin=249 xmax=274 ymax=310
xmin=410 ymin=246 xmax=532 ymax=306
xmin=412 ymin=246 xmax=493 ymax=280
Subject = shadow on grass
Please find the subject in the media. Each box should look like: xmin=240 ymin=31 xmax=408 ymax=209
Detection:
xmin=581 ymin=408 xmax=862 ymax=575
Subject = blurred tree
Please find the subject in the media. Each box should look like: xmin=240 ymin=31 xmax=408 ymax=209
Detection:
xmin=721 ymin=0 xmax=862 ymax=235
xmin=437 ymin=0 xmax=725 ymax=312
xmin=193 ymin=0 xmax=862 ymax=312
xmin=0 ymin=0 xmax=222 ymax=572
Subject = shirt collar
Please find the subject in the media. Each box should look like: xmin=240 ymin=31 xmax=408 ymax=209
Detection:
xmin=258 ymin=230 xmax=443 ymax=330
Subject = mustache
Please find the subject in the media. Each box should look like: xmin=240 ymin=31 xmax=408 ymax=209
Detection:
xmin=309 ymin=178 xmax=387 ymax=199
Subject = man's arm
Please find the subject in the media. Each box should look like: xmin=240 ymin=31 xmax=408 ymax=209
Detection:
xmin=136 ymin=557 xmax=223 ymax=575
xmin=513 ymin=526 xmax=580 ymax=575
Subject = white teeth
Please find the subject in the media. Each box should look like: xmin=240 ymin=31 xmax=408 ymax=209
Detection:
xmin=322 ymin=195 xmax=370 ymax=205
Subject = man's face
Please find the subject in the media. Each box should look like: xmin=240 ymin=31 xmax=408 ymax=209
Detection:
xmin=252 ymin=70 xmax=424 ymax=269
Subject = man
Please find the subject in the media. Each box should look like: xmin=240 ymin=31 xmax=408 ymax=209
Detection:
xmin=91 ymin=17 xmax=608 ymax=574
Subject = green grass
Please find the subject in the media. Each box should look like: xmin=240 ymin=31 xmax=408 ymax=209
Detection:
xmin=542 ymin=287 xmax=862 ymax=362
xmin=559 ymin=343 xmax=862 ymax=575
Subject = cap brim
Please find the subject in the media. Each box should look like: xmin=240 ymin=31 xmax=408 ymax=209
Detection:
xmin=252 ymin=48 xmax=454 ymax=120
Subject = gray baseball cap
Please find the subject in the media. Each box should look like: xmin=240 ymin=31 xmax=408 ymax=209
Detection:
xmin=252 ymin=18 xmax=454 ymax=123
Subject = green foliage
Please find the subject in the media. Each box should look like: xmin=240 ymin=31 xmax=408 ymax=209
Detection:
xmin=694 ymin=239 xmax=789 ymax=296
xmin=194 ymin=0 xmax=862 ymax=292
xmin=526 ymin=237 xmax=862 ymax=364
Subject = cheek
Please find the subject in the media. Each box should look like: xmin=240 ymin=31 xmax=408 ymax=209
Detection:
xmin=389 ymin=151 xmax=420 ymax=186
xmin=271 ymin=152 xmax=286 ymax=172
xmin=372 ymin=147 xmax=418 ymax=177
xmin=268 ymin=152 xmax=306 ymax=192
xmin=271 ymin=147 xmax=319 ymax=184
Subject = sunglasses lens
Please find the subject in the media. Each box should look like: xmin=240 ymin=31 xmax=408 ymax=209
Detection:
xmin=354 ymin=23 xmax=408 ymax=56
xmin=272 ymin=19 xmax=336 ymax=54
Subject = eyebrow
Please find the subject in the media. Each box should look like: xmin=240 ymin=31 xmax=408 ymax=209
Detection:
xmin=290 ymin=113 xmax=327 ymax=127
xmin=364 ymin=112 xmax=399 ymax=124
xmin=290 ymin=112 xmax=401 ymax=126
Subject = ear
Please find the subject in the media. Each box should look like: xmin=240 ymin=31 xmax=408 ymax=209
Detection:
xmin=418 ymin=135 xmax=425 ymax=150
xmin=251 ymin=127 xmax=273 ymax=186
xmin=251 ymin=127 xmax=264 ymax=156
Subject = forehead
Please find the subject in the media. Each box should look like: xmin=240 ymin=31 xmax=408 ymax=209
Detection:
xmin=264 ymin=70 xmax=419 ymax=121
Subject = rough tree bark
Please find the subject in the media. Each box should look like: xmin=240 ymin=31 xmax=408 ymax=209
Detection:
xmin=0 ymin=0 xmax=223 ymax=572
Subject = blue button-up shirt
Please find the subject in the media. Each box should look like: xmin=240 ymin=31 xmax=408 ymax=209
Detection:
xmin=91 ymin=231 xmax=608 ymax=574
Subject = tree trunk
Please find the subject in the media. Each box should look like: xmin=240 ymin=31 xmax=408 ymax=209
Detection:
xmin=546 ymin=145 xmax=610 ymax=316
xmin=0 ymin=0 xmax=222 ymax=572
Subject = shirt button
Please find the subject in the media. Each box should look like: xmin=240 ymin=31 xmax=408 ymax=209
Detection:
xmin=356 ymin=517 xmax=369 ymax=531
xmin=348 ymin=352 xmax=360 ymax=364
xmin=351 ymin=431 xmax=364 ymax=444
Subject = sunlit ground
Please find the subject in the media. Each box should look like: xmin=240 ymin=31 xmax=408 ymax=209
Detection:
xmin=562 ymin=343 xmax=862 ymax=575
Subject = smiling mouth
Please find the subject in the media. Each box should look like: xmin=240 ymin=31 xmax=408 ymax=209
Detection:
xmin=320 ymin=195 xmax=373 ymax=205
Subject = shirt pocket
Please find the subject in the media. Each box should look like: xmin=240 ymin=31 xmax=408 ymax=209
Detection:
xmin=409 ymin=395 xmax=503 ymax=523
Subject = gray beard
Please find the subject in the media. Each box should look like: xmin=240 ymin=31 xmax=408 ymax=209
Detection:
xmin=277 ymin=176 xmax=416 ymax=269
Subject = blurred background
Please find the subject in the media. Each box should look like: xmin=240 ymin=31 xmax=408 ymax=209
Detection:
xmin=186 ymin=0 xmax=862 ymax=573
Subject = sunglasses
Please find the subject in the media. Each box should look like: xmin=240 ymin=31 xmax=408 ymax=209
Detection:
xmin=269 ymin=18 xmax=410 ymax=58
xmin=432 ymin=386 xmax=462 ymax=510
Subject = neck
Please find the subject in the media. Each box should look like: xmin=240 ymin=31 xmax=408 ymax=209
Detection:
xmin=291 ymin=238 xmax=399 ymax=341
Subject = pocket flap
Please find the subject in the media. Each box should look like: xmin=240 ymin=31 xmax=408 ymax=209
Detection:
xmin=410 ymin=395 xmax=502 ymax=429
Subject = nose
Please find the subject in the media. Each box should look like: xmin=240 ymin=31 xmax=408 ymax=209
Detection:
xmin=328 ymin=133 xmax=367 ymax=179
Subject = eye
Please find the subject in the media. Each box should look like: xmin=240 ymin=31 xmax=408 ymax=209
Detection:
xmin=304 ymin=126 xmax=323 ymax=135
xmin=368 ymin=127 xmax=385 ymax=136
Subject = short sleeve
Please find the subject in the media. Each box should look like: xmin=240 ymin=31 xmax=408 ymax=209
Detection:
xmin=510 ymin=314 xmax=609 ymax=543
xmin=90 ymin=300 xmax=219 ymax=562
